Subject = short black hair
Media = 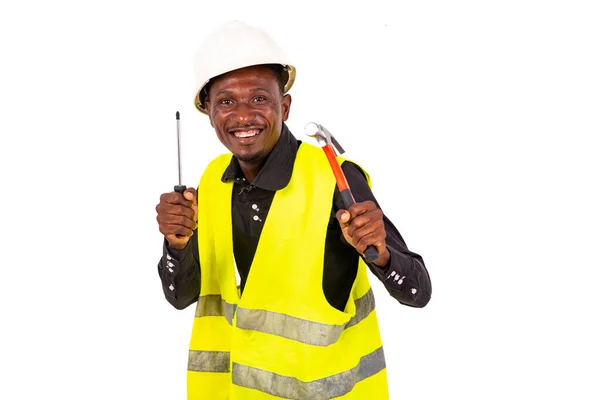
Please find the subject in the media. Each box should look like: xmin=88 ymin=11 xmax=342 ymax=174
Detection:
xmin=200 ymin=63 xmax=288 ymax=106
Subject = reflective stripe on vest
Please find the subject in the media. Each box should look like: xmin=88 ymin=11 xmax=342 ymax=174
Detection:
xmin=194 ymin=294 xmax=238 ymax=325
xmin=188 ymin=350 xmax=230 ymax=373
xmin=189 ymin=347 xmax=386 ymax=398
xmin=232 ymin=347 xmax=385 ymax=399
xmin=194 ymin=288 xmax=376 ymax=346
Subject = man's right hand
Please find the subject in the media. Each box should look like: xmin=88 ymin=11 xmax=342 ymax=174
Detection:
xmin=156 ymin=188 xmax=198 ymax=250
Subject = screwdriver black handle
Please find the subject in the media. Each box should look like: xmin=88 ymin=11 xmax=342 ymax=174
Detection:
xmin=173 ymin=185 xmax=188 ymax=239
xmin=339 ymin=189 xmax=380 ymax=264
xmin=174 ymin=185 xmax=187 ymax=194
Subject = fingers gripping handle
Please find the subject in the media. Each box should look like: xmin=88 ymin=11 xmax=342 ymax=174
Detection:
xmin=339 ymin=189 xmax=380 ymax=264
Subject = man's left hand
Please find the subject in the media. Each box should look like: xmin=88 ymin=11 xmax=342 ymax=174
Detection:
xmin=336 ymin=200 xmax=390 ymax=267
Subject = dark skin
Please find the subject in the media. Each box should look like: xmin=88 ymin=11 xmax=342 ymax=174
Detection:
xmin=204 ymin=65 xmax=291 ymax=182
xmin=156 ymin=65 xmax=390 ymax=266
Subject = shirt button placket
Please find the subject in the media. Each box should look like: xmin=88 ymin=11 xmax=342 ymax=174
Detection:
xmin=252 ymin=204 xmax=262 ymax=222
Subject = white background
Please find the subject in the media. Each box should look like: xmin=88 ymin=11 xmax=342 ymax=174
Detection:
xmin=1 ymin=0 xmax=599 ymax=399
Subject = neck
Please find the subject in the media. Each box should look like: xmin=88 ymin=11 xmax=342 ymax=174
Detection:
xmin=238 ymin=159 xmax=264 ymax=183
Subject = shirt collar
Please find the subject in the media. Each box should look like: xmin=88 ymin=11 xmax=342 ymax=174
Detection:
xmin=221 ymin=123 xmax=300 ymax=191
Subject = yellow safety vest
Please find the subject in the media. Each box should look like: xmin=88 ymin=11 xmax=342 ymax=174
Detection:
xmin=188 ymin=142 xmax=388 ymax=399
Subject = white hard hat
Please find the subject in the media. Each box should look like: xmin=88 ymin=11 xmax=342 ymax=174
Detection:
xmin=193 ymin=21 xmax=296 ymax=115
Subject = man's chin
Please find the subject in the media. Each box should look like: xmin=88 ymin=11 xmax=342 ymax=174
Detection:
xmin=234 ymin=151 xmax=264 ymax=163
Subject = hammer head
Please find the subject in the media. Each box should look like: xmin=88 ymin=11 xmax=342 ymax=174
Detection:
xmin=304 ymin=122 xmax=345 ymax=154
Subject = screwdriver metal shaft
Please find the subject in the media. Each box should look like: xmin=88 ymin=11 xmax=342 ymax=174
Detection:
xmin=174 ymin=111 xmax=186 ymax=194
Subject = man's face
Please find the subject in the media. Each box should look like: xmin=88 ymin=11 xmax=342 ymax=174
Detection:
xmin=205 ymin=65 xmax=291 ymax=163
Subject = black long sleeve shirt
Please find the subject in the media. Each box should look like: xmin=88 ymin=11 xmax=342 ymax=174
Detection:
xmin=158 ymin=124 xmax=431 ymax=311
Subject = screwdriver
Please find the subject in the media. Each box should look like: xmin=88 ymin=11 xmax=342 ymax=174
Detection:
xmin=174 ymin=111 xmax=186 ymax=194
xmin=173 ymin=111 xmax=187 ymax=239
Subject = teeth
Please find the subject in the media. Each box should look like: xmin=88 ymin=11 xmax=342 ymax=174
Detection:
xmin=233 ymin=129 xmax=260 ymax=138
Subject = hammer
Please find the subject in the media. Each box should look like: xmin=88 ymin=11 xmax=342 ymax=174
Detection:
xmin=305 ymin=122 xmax=380 ymax=263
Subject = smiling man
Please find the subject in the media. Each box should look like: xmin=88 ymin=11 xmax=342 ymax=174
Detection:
xmin=155 ymin=21 xmax=432 ymax=400
xmin=205 ymin=64 xmax=291 ymax=182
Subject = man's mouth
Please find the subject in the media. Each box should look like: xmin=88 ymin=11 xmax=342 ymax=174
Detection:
xmin=230 ymin=128 xmax=262 ymax=138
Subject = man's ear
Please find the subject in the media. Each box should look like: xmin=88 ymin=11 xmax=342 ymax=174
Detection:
xmin=281 ymin=94 xmax=292 ymax=122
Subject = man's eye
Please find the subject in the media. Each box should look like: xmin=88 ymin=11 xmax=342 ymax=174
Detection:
xmin=253 ymin=96 xmax=266 ymax=102
xmin=220 ymin=99 xmax=232 ymax=105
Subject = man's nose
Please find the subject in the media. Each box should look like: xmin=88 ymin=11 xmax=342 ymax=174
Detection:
xmin=233 ymin=102 xmax=256 ymax=125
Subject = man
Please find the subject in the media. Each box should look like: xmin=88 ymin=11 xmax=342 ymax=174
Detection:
xmin=156 ymin=21 xmax=431 ymax=399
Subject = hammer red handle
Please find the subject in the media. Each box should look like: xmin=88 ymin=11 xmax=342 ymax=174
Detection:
xmin=321 ymin=145 xmax=380 ymax=263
